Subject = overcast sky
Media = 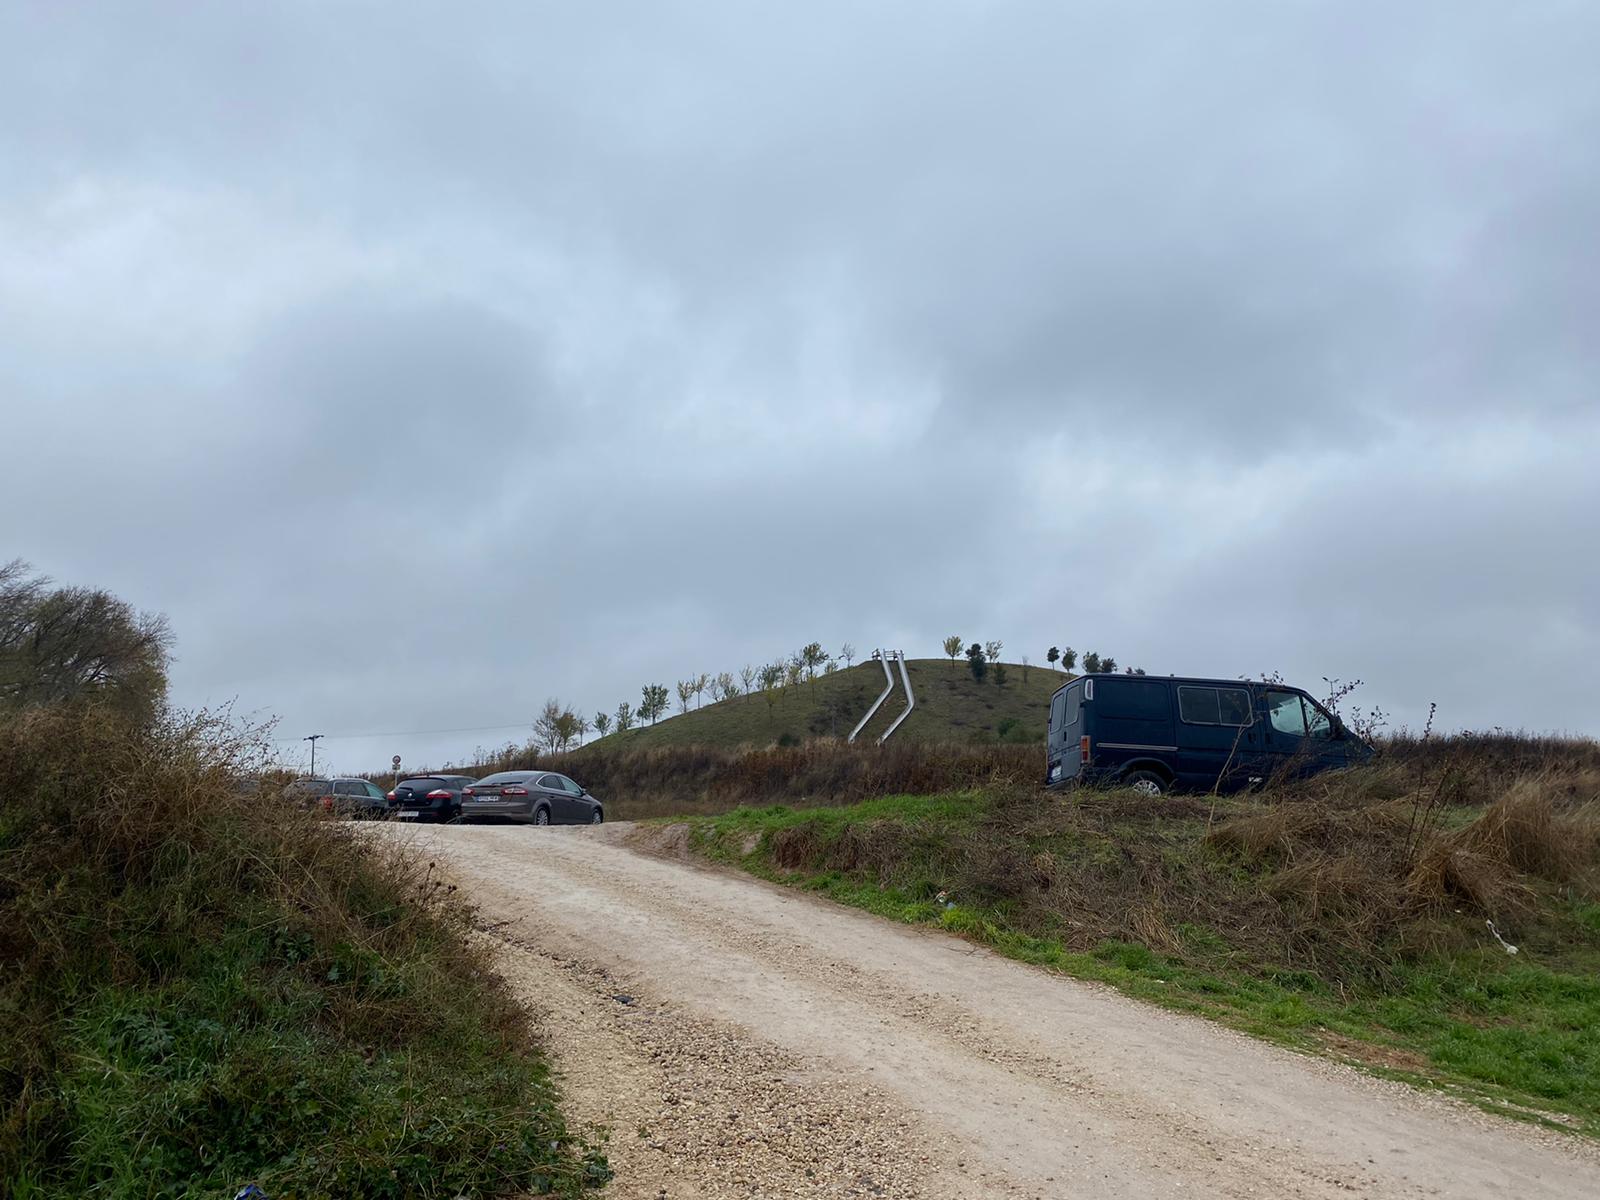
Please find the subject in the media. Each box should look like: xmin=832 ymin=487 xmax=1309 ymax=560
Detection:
xmin=4 ymin=2 xmax=1597 ymax=772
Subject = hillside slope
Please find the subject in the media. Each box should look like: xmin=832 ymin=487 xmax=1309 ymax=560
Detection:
xmin=606 ymin=658 xmax=1068 ymax=749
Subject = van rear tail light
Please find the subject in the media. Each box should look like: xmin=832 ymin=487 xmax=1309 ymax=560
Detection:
xmin=425 ymin=789 xmax=452 ymax=800
xmin=501 ymin=786 xmax=528 ymax=796
xmin=321 ymin=796 xmax=334 ymax=810
xmin=1080 ymin=735 xmax=1091 ymax=761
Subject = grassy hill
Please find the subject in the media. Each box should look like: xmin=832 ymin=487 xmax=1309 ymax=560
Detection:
xmin=609 ymin=658 xmax=1069 ymax=749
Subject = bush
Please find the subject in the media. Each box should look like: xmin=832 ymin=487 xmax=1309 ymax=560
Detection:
xmin=0 ymin=705 xmax=605 ymax=1198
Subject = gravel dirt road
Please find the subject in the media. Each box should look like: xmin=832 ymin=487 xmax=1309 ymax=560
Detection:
xmin=390 ymin=822 xmax=1598 ymax=1199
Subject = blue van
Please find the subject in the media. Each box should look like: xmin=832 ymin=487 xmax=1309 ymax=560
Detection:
xmin=1045 ymin=673 xmax=1372 ymax=795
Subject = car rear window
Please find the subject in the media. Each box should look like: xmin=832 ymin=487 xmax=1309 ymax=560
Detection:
xmin=397 ymin=777 xmax=446 ymax=790
xmin=1095 ymin=678 xmax=1169 ymax=720
xmin=474 ymin=772 xmax=534 ymax=787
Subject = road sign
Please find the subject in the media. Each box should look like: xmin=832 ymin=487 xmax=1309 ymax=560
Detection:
xmin=392 ymin=755 xmax=402 ymax=768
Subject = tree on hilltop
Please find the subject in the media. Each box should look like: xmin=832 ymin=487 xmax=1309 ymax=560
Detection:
xmin=942 ymin=635 xmax=962 ymax=670
xmin=966 ymin=642 xmax=987 ymax=683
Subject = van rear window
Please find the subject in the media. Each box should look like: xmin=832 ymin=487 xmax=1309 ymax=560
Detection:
xmin=1095 ymin=678 xmax=1169 ymax=720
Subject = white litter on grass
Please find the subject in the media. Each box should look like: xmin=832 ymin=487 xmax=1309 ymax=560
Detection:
xmin=1486 ymin=919 xmax=1519 ymax=956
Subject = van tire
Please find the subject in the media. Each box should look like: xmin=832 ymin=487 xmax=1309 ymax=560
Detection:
xmin=1124 ymin=769 xmax=1168 ymax=797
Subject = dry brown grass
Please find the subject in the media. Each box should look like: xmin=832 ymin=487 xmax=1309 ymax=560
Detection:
xmin=470 ymin=738 xmax=1044 ymax=818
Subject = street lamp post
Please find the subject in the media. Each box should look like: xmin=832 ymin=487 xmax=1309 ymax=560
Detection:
xmin=303 ymin=733 xmax=324 ymax=777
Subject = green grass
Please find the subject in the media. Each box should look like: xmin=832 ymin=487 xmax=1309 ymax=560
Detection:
xmin=2 ymin=705 xmax=608 ymax=1198
xmin=595 ymin=659 xmax=1066 ymax=750
xmin=688 ymin=789 xmax=1600 ymax=1135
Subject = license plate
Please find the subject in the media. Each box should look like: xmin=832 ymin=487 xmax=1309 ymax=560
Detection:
xmin=394 ymin=809 xmax=419 ymax=819
xmin=470 ymin=795 xmax=496 ymax=802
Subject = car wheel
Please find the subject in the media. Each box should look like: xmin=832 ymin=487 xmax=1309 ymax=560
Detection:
xmin=1124 ymin=769 xmax=1167 ymax=797
xmin=590 ymin=808 xmax=603 ymax=825
xmin=533 ymin=806 xmax=551 ymax=826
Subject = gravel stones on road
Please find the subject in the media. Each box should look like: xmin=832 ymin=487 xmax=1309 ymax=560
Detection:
xmin=491 ymin=934 xmax=991 ymax=1200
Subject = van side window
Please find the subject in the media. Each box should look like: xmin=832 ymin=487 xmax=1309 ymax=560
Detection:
xmin=1265 ymin=690 xmax=1306 ymax=737
xmin=1217 ymin=688 xmax=1252 ymax=725
xmin=1178 ymin=686 xmax=1221 ymax=725
xmin=1050 ymin=693 xmax=1065 ymax=730
xmin=1178 ymin=685 xmax=1252 ymax=726
xmin=1304 ymin=697 xmax=1334 ymax=740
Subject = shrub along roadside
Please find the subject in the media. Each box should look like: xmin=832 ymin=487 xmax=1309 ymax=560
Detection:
xmin=0 ymin=705 xmax=608 ymax=1198
xmin=686 ymin=762 xmax=1600 ymax=1135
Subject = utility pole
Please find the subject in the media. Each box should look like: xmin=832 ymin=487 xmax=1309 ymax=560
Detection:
xmin=303 ymin=733 xmax=324 ymax=777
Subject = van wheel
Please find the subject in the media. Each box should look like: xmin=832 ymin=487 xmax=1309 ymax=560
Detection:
xmin=1125 ymin=770 xmax=1167 ymax=796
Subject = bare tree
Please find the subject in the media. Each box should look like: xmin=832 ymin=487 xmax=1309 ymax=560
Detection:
xmin=534 ymin=698 xmax=565 ymax=752
xmin=760 ymin=662 xmax=784 ymax=715
xmin=1020 ymin=654 xmax=1031 ymax=681
xmin=942 ymin=635 xmax=962 ymax=670
xmin=0 ymin=559 xmax=173 ymax=723
xmin=785 ymin=658 xmax=804 ymax=690
xmin=739 ymin=663 xmax=757 ymax=699
xmin=983 ymin=639 xmax=1003 ymax=663
xmin=676 ymin=679 xmax=694 ymax=714
xmin=693 ymin=672 xmax=711 ymax=708
xmin=840 ymin=642 xmax=856 ymax=668
xmin=715 ymin=670 xmax=738 ymax=702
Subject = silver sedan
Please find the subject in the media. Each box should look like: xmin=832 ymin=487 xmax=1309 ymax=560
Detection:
xmin=460 ymin=770 xmax=604 ymax=825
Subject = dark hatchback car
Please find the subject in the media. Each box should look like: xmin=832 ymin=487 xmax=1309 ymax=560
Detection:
xmin=1045 ymin=673 xmax=1373 ymax=795
xmin=387 ymin=774 xmax=477 ymax=823
xmin=461 ymin=771 xmax=604 ymax=825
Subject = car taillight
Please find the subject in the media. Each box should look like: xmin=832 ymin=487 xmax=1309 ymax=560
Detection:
xmin=462 ymin=787 xmax=474 ymax=796
xmin=502 ymin=786 xmax=528 ymax=796
xmin=386 ymin=791 xmax=396 ymax=800
xmin=1080 ymin=735 xmax=1091 ymax=761
xmin=426 ymin=789 xmax=452 ymax=800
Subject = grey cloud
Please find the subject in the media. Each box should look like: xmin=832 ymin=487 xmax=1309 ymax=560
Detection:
xmin=2 ymin=1 xmax=1597 ymax=769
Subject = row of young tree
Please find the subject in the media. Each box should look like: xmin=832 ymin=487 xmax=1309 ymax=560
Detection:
xmin=529 ymin=633 xmax=1150 ymax=753
xmin=937 ymin=635 xmax=1143 ymax=684
xmin=531 ymin=641 xmax=863 ymax=752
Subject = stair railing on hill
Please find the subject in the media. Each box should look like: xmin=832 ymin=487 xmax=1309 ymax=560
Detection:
xmin=878 ymin=651 xmax=915 ymax=744
xmin=848 ymin=650 xmax=897 ymax=743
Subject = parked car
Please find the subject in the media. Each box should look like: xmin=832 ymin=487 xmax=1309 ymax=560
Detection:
xmin=387 ymin=774 xmax=477 ymax=822
xmin=1045 ymin=673 xmax=1373 ymax=795
xmin=460 ymin=771 xmax=604 ymax=825
xmin=281 ymin=777 xmax=392 ymax=818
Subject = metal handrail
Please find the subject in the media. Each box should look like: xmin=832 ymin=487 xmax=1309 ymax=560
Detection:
xmin=847 ymin=651 xmax=897 ymax=743
xmin=878 ymin=651 xmax=916 ymax=744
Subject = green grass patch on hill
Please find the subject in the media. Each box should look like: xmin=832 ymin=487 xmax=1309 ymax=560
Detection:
xmin=0 ymin=706 xmax=608 ymax=1199
xmin=595 ymin=659 xmax=1066 ymax=750
xmin=686 ymin=755 xmax=1600 ymax=1135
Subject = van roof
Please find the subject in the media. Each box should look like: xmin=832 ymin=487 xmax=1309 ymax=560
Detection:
xmin=1049 ymin=673 xmax=1296 ymax=698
